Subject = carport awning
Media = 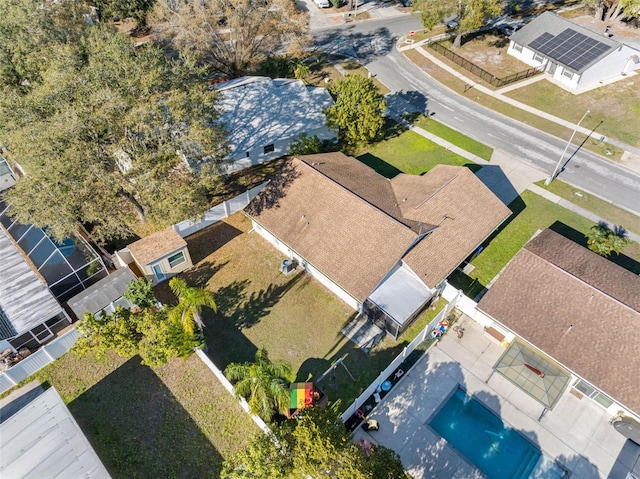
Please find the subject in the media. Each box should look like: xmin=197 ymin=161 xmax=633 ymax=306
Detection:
xmin=368 ymin=265 xmax=435 ymax=326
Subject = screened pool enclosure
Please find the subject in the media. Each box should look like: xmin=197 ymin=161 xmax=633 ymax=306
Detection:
xmin=0 ymin=200 xmax=107 ymax=302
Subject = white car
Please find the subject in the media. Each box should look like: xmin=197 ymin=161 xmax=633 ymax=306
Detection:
xmin=315 ymin=0 xmax=330 ymax=7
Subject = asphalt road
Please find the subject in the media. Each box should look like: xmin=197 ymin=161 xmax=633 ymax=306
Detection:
xmin=313 ymin=16 xmax=640 ymax=215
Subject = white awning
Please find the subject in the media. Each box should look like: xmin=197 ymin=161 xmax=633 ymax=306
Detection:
xmin=368 ymin=265 xmax=435 ymax=326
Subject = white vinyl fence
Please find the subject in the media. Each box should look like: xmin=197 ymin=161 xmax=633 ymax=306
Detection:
xmin=173 ymin=182 xmax=268 ymax=238
xmin=0 ymin=328 xmax=80 ymax=395
xmin=340 ymin=287 xmax=463 ymax=422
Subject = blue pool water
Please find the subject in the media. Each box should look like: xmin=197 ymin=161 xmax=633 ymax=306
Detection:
xmin=430 ymin=388 xmax=541 ymax=479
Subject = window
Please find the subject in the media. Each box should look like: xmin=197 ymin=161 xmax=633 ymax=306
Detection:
xmin=533 ymin=53 xmax=544 ymax=63
xmin=562 ymin=69 xmax=574 ymax=80
xmin=167 ymin=251 xmax=186 ymax=268
xmin=573 ymin=379 xmax=613 ymax=408
xmin=513 ymin=43 xmax=523 ymax=53
xmin=263 ymin=144 xmax=275 ymax=154
xmin=246 ymin=151 xmax=250 ymax=158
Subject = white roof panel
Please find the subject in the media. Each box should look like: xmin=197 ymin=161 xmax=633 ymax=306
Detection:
xmin=0 ymin=229 xmax=63 ymax=339
xmin=368 ymin=265 xmax=435 ymax=326
xmin=0 ymin=387 xmax=111 ymax=479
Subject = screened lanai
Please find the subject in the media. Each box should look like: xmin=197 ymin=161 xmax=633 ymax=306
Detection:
xmin=0 ymin=200 xmax=107 ymax=302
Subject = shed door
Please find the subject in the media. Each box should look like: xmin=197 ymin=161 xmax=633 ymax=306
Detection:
xmin=151 ymin=263 xmax=166 ymax=282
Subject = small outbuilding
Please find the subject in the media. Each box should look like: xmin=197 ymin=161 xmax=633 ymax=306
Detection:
xmin=67 ymin=267 xmax=137 ymax=320
xmin=127 ymin=228 xmax=192 ymax=285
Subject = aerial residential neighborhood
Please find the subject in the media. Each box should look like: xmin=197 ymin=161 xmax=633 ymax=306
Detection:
xmin=1 ymin=0 xmax=640 ymax=478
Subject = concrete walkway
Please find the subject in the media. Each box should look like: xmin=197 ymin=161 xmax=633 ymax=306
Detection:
xmin=401 ymin=43 xmax=640 ymax=159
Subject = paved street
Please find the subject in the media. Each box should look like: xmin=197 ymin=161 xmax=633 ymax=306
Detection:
xmin=311 ymin=13 xmax=640 ymax=215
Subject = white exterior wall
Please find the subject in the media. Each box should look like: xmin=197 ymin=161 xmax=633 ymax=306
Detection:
xmin=251 ymin=220 xmax=361 ymax=311
xmin=227 ymin=125 xmax=336 ymax=174
xmin=578 ymin=44 xmax=640 ymax=87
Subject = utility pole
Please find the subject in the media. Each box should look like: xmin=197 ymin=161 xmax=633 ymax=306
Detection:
xmin=545 ymin=109 xmax=590 ymax=185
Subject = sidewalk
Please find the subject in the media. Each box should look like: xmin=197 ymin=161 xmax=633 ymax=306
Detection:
xmin=388 ymin=108 xmax=640 ymax=242
xmin=399 ymin=42 xmax=640 ymax=162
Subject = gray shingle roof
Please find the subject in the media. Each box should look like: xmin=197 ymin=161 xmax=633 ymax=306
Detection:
xmin=511 ymin=12 xmax=619 ymax=73
xmin=67 ymin=267 xmax=136 ymax=319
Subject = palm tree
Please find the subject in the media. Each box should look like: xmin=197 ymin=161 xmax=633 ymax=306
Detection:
xmin=225 ymin=349 xmax=293 ymax=420
xmin=168 ymin=277 xmax=217 ymax=334
xmin=586 ymin=223 xmax=630 ymax=257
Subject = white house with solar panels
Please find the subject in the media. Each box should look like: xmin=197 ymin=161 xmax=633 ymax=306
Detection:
xmin=508 ymin=12 xmax=640 ymax=93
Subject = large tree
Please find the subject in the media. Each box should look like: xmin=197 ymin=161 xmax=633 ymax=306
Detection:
xmin=325 ymin=74 xmax=386 ymax=146
xmin=225 ymin=348 xmax=293 ymax=420
xmin=222 ymin=405 xmax=410 ymax=478
xmin=89 ymin=0 xmax=156 ymax=22
xmin=149 ymin=0 xmax=309 ymax=78
xmin=416 ymin=0 xmax=503 ymax=48
xmin=592 ymin=0 xmax=640 ymax=21
xmin=0 ymin=2 xmax=230 ymax=243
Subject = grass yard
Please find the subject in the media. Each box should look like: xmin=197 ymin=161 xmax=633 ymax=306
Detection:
xmin=535 ymin=179 xmax=640 ymax=236
xmin=356 ymin=125 xmax=478 ymax=178
xmin=412 ymin=114 xmax=494 ymax=161
xmin=403 ymin=49 xmax=625 ymax=161
xmin=503 ymin=77 xmax=640 ymax=148
xmin=157 ymin=213 xmax=448 ymax=410
xmin=32 ymin=351 xmax=258 ymax=479
xmin=448 ymin=190 xmax=640 ymax=298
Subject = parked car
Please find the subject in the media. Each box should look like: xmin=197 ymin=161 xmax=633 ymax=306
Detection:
xmin=315 ymin=0 xmax=330 ymax=7
xmin=399 ymin=0 xmax=412 ymax=6
xmin=496 ymin=23 xmax=521 ymax=36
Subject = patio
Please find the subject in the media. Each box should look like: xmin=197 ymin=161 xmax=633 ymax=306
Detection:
xmin=354 ymin=316 xmax=640 ymax=479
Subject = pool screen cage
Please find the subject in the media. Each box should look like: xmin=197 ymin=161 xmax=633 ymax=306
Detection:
xmin=0 ymin=200 xmax=108 ymax=302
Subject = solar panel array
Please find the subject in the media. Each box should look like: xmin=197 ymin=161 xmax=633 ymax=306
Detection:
xmin=529 ymin=28 xmax=612 ymax=72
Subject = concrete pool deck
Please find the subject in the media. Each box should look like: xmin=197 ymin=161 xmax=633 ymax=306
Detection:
xmin=354 ymin=317 xmax=640 ymax=479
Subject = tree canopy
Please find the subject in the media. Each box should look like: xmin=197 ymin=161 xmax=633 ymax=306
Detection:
xmin=586 ymin=222 xmax=630 ymax=257
xmin=415 ymin=0 xmax=503 ymax=48
xmin=0 ymin=0 xmax=230 ymax=243
xmin=73 ymin=306 xmax=202 ymax=367
xmin=124 ymin=277 xmax=157 ymax=309
xmin=90 ymin=0 xmax=156 ymax=22
xmin=592 ymin=0 xmax=640 ymax=21
xmin=325 ymin=74 xmax=386 ymax=146
xmin=225 ymin=349 xmax=293 ymax=420
xmin=168 ymin=277 xmax=217 ymax=334
xmin=222 ymin=405 xmax=410 ymax=478
xmin=150 ymin=0 xmax=309 ymax=78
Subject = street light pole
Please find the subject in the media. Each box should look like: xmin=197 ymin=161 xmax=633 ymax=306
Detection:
xmin=545 ymin=109 xmax=590 ymax=185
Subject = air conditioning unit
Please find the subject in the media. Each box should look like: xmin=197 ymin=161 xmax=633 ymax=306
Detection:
xmin=280 ymin=259 xmax=295 ymax=275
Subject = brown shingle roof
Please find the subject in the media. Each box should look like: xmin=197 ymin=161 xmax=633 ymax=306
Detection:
xmin=246 ymin=155 xmax=509 ymax=302
xmin=128 ymin=227 xmax=186 ymax=266
xmin=478 ymin=229 xmax=640 ymax=415
xmin=245 ymin=157 xmax=416 ymax=302
xmin=398 ymin=166 xmax=511 ymax=287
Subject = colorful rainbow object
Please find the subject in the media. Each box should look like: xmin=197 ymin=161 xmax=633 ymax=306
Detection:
xmin=290 ymin=382 xmax=314 ymax=411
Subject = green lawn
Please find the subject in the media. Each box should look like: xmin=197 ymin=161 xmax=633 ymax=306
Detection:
xmin=534 ymin=179 xmax=640 ymax=236
xmin=413 ymin=115 xmax=494 ymax=161
xmin=32 ymin=351 xmax=259 ymax=479
xmin=356 ymin=128 xmax=478 ymax=178
xmin=503 ymin=78 xmax=640 ymax=148
xmin=449 ymin=190 xmax=640 ymax=298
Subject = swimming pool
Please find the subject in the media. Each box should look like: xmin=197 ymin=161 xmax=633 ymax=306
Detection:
xmin=429 ymin=388 xmax=541 ymax=479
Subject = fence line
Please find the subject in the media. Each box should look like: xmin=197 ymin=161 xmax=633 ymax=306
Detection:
xmin=429 ymin=42 xmax=542 ymax=87
xmin=173 ymin=182 xmax=269 ymax=238
xmin=340 ymin=293 xmax=461 ymax=422
xmin=194 ymin=348 xmax=272 ymax=436
xmin=0 ymin=328 xmax=80 ymax=395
